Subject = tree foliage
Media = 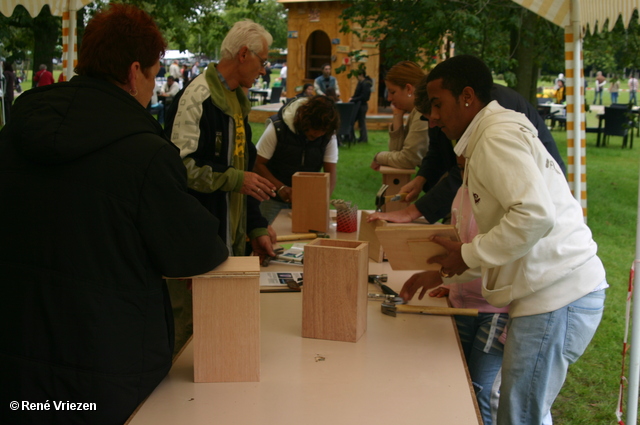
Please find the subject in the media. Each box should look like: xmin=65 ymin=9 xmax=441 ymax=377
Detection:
xmin=338 ymin=0 xmax=564 ymax=101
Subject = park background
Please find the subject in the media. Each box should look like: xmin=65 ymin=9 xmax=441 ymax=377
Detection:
xmin=3 ymin=1 xmax=640 ymax=424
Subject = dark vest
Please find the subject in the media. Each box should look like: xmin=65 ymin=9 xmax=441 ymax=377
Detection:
xmin=267 ymin=112 xmax=331 ymax=198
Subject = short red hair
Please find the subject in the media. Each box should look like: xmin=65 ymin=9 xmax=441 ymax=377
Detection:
xmin=76 ymin=3 xmax=166 ymax=84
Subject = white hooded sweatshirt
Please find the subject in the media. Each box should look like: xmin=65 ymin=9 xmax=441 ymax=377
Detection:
xmin=457 ymin=101 xmax=605 ymax=317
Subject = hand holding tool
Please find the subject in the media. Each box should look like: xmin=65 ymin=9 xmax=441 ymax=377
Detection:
xmin=381 ymin=302 xmax=478 ymax=317
xmin=375 ymin=184 xmax=408 ymax=212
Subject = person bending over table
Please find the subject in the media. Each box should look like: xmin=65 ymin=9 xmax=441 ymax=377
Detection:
xmin=370 ymin=60 xmax=430 ymax=171
xmin=254 ymin=95 xmax=339 ymax=224
xmin=369 ymin=78 xmax=566 ymax=225
xmin=426 ymin=54 xmax=606 ymax=425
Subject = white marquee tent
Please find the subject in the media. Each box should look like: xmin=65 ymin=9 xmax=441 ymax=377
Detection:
xmin=2 ymin=0 xmax=640 ymax=421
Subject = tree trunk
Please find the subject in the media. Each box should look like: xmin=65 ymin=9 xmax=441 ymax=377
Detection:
xmin=32 ymin=7 xmax=60 ymax=82
xmin=511 ymin=9 xmax=539 ymax=105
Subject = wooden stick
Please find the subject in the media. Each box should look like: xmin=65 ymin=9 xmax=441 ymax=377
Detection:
xmin=396 ymin=304 xmax=478 ymax=317
xmin=276 ymin=233 xmax=319 ymax=242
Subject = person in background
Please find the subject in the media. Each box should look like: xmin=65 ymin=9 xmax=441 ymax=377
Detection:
xmin=368 ymin=78 xmax=566 ymax=226
xmin=280 ymin=61 xmax=288 ymax=92
xmin=33 ymin=64 xmax=54 ymax=87
xmin=2 ymin=62 xmax=16 ymax=123
xmin=370 ymin=60 xmax=429 ymax=170
xmin=148 ymin=83 xmax=165 ymax=125
xmin=169 ymin=59 xmax=181 ymax=81
xmin=156 ymin=60 xmax=166 ymax=80
xmin=349 ymin=68 xmax=373 ymax=143
xmin=296 ymin=83 xmax=315 ymax=98
xmin=181 ymin=63 xmax=191 ymax=87
xmin=593 ymin=71 xmax=606 ymax=105
xmin=263 ymin=62 xmax=272 ymax=88
xmin=159 ymin=75 xmax=179 ymax=108
xmin=254 ymin=95 xmax=340 ymax=223
xmin=191 ymin=61 xmax=200 ymax=79
xmin=164 ymin=20 xmax=277 ymax=353
xmin=554 ymin=79 xmax=566 ymax=104
xmin=324 ymin=86 xmax=339 ymax=103
xmin=629 ymin=73 xmax=638 ymax=105
xmin=425 ymin=54 xmax=606 ymax=425
xmin=0 ymin=4 xmax=229 ymax=424
xmin=314 ymin=63 xmax=341 ymax=98
xmin=609 ymin=76 xmax=620 ymax=104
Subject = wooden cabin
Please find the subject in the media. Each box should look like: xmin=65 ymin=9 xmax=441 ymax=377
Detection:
xmin=277 ymin=0 xmax=382 ymax=115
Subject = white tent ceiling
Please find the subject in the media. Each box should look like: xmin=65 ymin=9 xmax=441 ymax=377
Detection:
xmin=0 ymin=0 xmax=94 ymax=80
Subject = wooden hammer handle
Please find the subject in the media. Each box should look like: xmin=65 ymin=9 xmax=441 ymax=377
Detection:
xmin=276 ymin=233 xmax=318 ymax=242
xmin=397 ymin=304 xmax=478 ymax=317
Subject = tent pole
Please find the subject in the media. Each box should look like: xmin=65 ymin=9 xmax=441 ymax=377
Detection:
xmin=570 ymin=0 xmax=585 ymax=216
xmin=65 ymin=4 xmax=77 ymax=80
xmin=628 ymin=175 xmax=640 ymax=425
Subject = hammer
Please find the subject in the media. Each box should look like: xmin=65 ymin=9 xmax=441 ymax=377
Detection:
xmin=381 ymin=302 xmax=478 ymax=317
xmin=375 ymin=184 xmax=408 ymax=212
xmin=368 ymin=274 xmax=398 ymax=296
xmin=276 ymin=230 xmax=329 ymax=242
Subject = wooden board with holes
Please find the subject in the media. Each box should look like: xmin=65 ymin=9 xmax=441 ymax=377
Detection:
xmin=375 ymin=225 xmax=460 ymax=270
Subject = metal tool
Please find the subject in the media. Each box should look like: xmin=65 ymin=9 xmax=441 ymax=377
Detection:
xmin=375 ymin=184 xmax=389 ymax=212
xmin=261 ymin=246 xmax=285 ymax=267
xmin=375 ymin=184 xmax=408 ymax=212
xmin=276 ymin=230 xmax=329 ymax=242
xmin=381 ymin=302 xmax=478 ymax=318
xmin=368 ymin=293 xmax=405 ymax=304
xmin=368 ymin=274 xmax=397 ymax=296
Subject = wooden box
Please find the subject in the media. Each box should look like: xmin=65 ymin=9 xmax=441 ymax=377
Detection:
xmin=191 ymin=257 xmax=260 ymax=382
xmin=302 ymin=239 xmax=369 ymax=342
xmin=378 ymin=166 xmax=415 ymax=212
xmin=292 ymin=172 xmax=330 ymax=233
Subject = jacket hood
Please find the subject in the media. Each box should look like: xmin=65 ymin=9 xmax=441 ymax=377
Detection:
xmin=279 ymin=96 xmax=309 ymax=134
xmin=7 ymin=75 xmax=164 ymax=164
xmin=465 ymin=100 xmax=538 ymax=157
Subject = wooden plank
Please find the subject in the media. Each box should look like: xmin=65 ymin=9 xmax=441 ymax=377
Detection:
xmin=375 ymin=225 xmax=460 ymax=271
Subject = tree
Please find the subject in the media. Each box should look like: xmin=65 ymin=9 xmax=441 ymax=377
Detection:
xmin=339 ymin=0 xmax=564 ymax=103
xmin=0 ymin=5 xmax=60 ymax=79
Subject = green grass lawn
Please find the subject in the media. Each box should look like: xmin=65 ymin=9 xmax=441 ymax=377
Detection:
xmin=250 ymin=120 xmax=639 ymax=424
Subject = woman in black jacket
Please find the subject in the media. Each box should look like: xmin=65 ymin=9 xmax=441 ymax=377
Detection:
xmin=0 ymin=5 xmax=228 ymax=425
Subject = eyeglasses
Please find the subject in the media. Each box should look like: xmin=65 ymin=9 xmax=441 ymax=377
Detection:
xmin=250 ymin=49 xmax=268 ymax=68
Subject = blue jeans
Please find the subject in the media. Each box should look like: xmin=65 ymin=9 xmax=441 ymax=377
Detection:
xmin=456 ymin=313 xmax=508 ymax=425
xmin=630 ymin=90 xmax=637 ymax=105
xmin=593 ymin=90 xmax=603 ymax=105
xmin=611 ymin=92 xmax=619 ymax=104
xmin=259 ymin=198 xmax=291 ymax=225
xmin=497 ymin=290 xmax=605 ymax=425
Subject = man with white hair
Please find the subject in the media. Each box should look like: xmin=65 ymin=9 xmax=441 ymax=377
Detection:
xmin=165 ymin=19 xmax=276 ymax=259
xmin=164 ymin=20 xmax=277 ymax=352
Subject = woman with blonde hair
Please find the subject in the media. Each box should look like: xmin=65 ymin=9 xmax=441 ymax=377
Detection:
xmin=371 ymin=60 xmax=430 ymax=170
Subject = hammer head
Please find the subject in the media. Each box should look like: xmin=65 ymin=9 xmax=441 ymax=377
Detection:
xmin=381 ymin=302 xmax=398 ymax=317
xmin=368 ymin=274 xmax=388 ymax=283
xmin=375 ymin=184 xmax=389 ymax=212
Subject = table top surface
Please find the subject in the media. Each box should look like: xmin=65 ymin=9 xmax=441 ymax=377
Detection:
xmin=126 ymin=210 xmax=481 ymax=425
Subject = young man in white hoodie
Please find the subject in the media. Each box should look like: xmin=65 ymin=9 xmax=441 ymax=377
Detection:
xmin=425 ymin=55 xmax=607 ymax=425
